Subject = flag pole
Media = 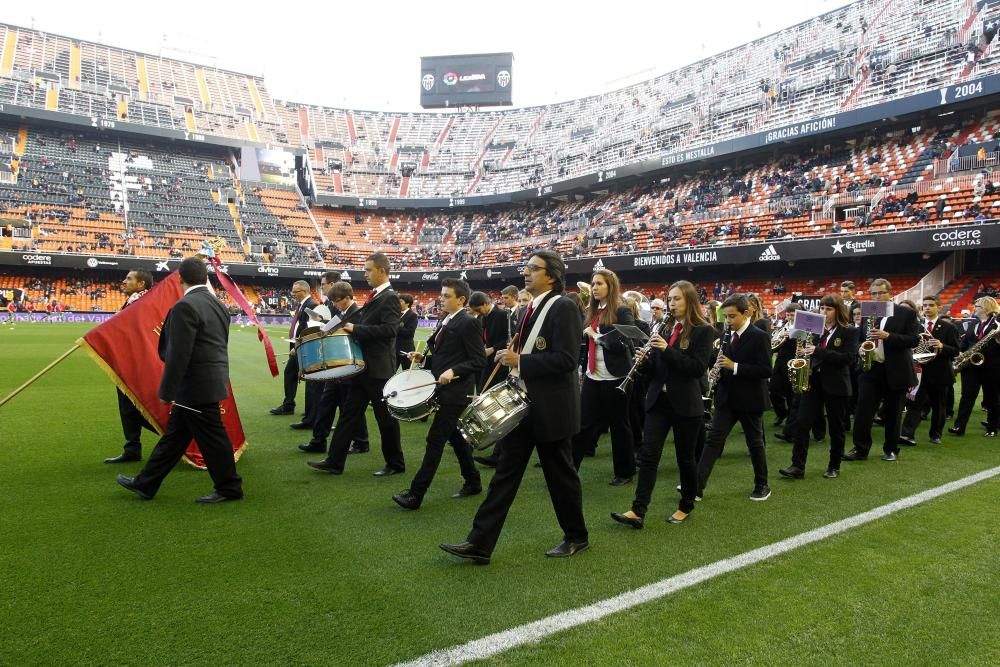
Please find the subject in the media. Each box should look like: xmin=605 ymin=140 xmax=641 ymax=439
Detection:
xmin=0 ymin=344 xmax=79 ymax=408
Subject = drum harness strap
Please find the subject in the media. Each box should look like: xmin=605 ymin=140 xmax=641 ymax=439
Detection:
xmin=513 ymin=293 xmax=560 ymax=379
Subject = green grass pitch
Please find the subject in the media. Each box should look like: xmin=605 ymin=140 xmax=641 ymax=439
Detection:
xmin=0 ymin=322 xmax=997 ymax=665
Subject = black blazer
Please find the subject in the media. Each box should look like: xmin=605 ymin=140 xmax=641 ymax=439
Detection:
xmin=714 ymin=324 xmax=772 ymax=413
xmin=424 ymin=310 xmax=486 ymax=406
xmin=480 ymin=305 xmax=509 ymax=355
xmin=517 ymin=293 xmax=583 ymax=442
xmin=753 ymin=317 xmax=771 ymax=333
xmin=587 ymin=304 xmax=636 ymax=378
xmin=395 ymin=309 xmax=418 ymax=358
xmin=290 ymin=296 xmax=318 ymax=348
xmin=351 ymin=286 xmax=402 ymax=380
xmin=158 ymin=286 xmax=231 ymax=405
xmin=643 ymin=322 xmax=715 ymax=417
xmin=960 ymin=316 xmax=1000 ymax=370
xmin=917 ymin=319 xmax=960 ymax=385
xmin=808 ymin=325 xmax=859 ymax=396
xmin=861 ymin=304 xmax=921 ymax=390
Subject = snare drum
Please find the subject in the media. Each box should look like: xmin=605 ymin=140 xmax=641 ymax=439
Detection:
xmin=458 ymin=377 xmax=530 ymax=450
xmin=383 ymin=369 xmax=438 ymax=421
xmin=297 ymin=329 xmax=365 ymax=381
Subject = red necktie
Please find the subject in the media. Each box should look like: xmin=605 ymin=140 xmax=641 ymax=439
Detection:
xmin=587 ymin=310 xmax=601 ymax=373
xmin=821 ymin=329 xmax=831 ymax=349
xmin=516 ymin=303 xmax=534 ymax=353
xmin=926 ymin=321 xmax=934 ymax=335
xmin=731 ymin=331 xmax=740 ymax=347
xmin=667 ymin=322 xmax=682 ymax=347
xmin=977 ymin=320 xmax=987 ymax=338
xmin=289 ymin=302 xmax=302 ymax=338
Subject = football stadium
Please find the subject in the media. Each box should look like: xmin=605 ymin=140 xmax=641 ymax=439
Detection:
xmin=1 ymin=1 xmax=999 ymax=664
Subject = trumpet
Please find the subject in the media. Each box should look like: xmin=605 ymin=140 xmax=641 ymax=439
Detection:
xmin=617 ymin=317 xmax=670 ymax=394
xmin=860 ymin=315 xmax=877 ymax=371
xmin=787 ymin=331 xmax=812 ymax=394
xmin=953 ymin=326 xmax=998 ymax=372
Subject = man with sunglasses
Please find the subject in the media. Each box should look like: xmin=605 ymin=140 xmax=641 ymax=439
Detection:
xmin=843 ymin=278 xmax=920 ymax=462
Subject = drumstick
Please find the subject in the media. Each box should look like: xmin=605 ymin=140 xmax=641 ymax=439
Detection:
xmin=408 ymin=340 xmax=426 ymax=371
xmin=482 ymin=333 xmax=519 ymax=392
xmin=383 ymin=377 xmax=460 ymax=399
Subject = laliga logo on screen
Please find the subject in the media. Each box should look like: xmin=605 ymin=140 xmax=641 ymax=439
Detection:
xmin=443 ymin=72 xmax=458 ymax=86
xmin=421 ymin=74 xmax=435 ymax=91
xmin=497 ymin=70 xmax=511 ymax=88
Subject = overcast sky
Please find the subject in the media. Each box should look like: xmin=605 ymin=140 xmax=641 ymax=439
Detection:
xmin=5 ymin=0 xmax=852 ymax=111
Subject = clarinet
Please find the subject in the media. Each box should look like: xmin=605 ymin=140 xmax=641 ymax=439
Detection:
xmin=617 ymin=317 xmax=671 ymax=394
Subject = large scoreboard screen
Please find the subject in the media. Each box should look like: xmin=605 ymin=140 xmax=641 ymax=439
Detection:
xmin=420 ymin=53 xmax=513 ymax=109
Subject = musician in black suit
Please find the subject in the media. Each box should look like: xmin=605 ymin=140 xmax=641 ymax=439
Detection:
xmin=900 ymin=295 xmax=960 ymax=445
xmin=470 ymin=291 xmax=510 ymax=389
xmin=611 ymin=280 xmax=715 ymax=528
xmin=572 ymin=268 xmax=636 ymax=484
xmin=844 ymin=278 xmax=921 ymax=462
xmin=271 ymin=280 xmax=318 ymax=423
xmin=696 ymin=294 xmax=774 ymax=501
xmin=779 ymin=295 xmax=859 ymax=479
xmin=308 ymin=252 xmax=405 ymax=476
xmin=392 ymin=279 xmax=486 ymax=509
xmin=769 ymin=302 xmax=802 ymax=429
xmin=840 ymin=281 xmax=859 ymax=315
xmin=105 ymin=269 xmax=155 ymax=464
xmin=297 ymin=277 xmax=369 ymax=454
xmin=116 ymin=257 xmax=242 ymax=503
xmin=441 ymin=251 xmax=588 ymax=564
xmin=395 ymin=293 xmax=418 ymax=370
xmin=949 ymin=297 xmax=1000 ymax=437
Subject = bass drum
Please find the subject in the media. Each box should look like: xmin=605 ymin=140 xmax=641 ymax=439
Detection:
xmin=297 ymin=329 xmax=365 ymax=381
xmin=383 ymin=369 xmax=438 ymax=421
xmin=458 ymin=377 xmax=530 ymax=450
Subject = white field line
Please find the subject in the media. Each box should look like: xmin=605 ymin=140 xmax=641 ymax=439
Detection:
xmin=395 ymin=465 xmax=1000 ymax=667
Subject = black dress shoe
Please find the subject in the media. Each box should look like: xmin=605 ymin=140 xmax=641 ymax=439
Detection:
xmin=608 ymin=476 xmax=633 ymax=486
xmin=392 ymin=491 xmax=421 ymax=510
xmin=116 ymin=474 xmax=153 ymax=500
xmin=307 ymin=460 xmax=343 ymax=474
xmin=289 ymin=421 xmax=312 ymax=430
xmin=545 ymin=540 xmax=590 ymax=558
xmin=929 ymin=436 xmax=942 ymax=445
xmin=439 ymin=541 xmax=491 ymax=564
xmin=451 ymin=484 xmax=482 ymax=498
xmin=986 ymin=431 xmax=998 ymax=438
xmin=298 ymin=443 xmax=326 ymax=453
xmin=473 ymin=455 xmax=498 ymax=468
xmin=373 ymin=467 xmax=403 ymax=477
xmin=898 ymin=435 xmax=917 ymax=446
xmin=772 ymin=433 xmax=792 ymax=443
xmin=779 ymin=465 xmax=805 ymax=479
xmin=841 ymin=449 xmax=868 ymax=461
xmin=196 ymin=492 xmax=242 ymax=504
xmin=823 ymin=468 xmax=840 ymax=479
xmin=873 ymin=416 xmax=885 ymax=426
xmin=105 ymin=453 xmax=141 ymax=464
xmin=270 ymin=405 xmax=295 ymax=415
xmin=347 ymin=443 xmax=370 ymax=454
xmin=881 ymin=452 xmax=898 ymax=461
xmin=610 ymin=511 xmax=644 ymax=529
xmin=948 ymin=427 xmax=965 ymax=436
xmin=773 ymin=416 xmax=786 ymax=427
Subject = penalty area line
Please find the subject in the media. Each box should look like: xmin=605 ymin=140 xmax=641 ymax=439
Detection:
xmin=394 ymin=464 xmax=1000 ymax=667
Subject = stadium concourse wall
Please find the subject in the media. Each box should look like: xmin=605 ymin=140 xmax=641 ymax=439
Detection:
xmin=3 ymin=222 xmax=998 ymax=285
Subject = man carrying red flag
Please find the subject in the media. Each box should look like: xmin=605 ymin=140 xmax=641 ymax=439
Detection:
xmin=115 ymin=257 xmax=244 ymax=503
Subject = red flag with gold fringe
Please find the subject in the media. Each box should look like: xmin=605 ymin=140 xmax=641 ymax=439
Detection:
xmin=77 ymin=272 xmax=246 ymax=468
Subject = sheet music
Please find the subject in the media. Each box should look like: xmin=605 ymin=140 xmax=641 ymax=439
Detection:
xmin=321 ymin=315 xmax=343 ymax=333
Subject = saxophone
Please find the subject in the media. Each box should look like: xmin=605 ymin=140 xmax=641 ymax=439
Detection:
xmin=859 ymin=315 xmax=877 ymax=371
xmin=953 ymin=325 xmax=999 ymax=372
xmin=787 ymin=331 xmax=812 ymax=394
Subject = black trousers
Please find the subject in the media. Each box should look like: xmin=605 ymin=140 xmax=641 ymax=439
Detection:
xmin=132 ymin=403 xmax=242 ymax=498
xmin=791 ymin=388 xmax=848 ymax=471
xmin=632 ymin=392 xmax=703 ymax=516
xmin=409 ymin=402 xmax=481 ymax=498
xmin=781 ymin=391 xmax=827 ymax=441
xmin=628 ymin=376 xmax=648 ymax=459
xmin=954 ymin=366 xmax=1000 ymax=431
xmin=572 ymin=377 xmax=635 ymax=479
xmin=853 ymin=366 xmax=906 ymax=456
xmin=117 ymin=388 xmax=153 ymax=458
xmin=769 ymin=360 xmax=793 ymax=421
xmin=697 ymin=404 xmax=768 ymax=493
xmin=308 ymin=381 xmax=369 ymax=449
xmin=467 ymin=423 xmax=587 ymax=553
xmin=901 ymin=380 xmax=949 ymax=440
xmin=325 ymin=376 xmax=403 ymax=472
xmin=281 ymin=352 xmax=299 ymax=408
